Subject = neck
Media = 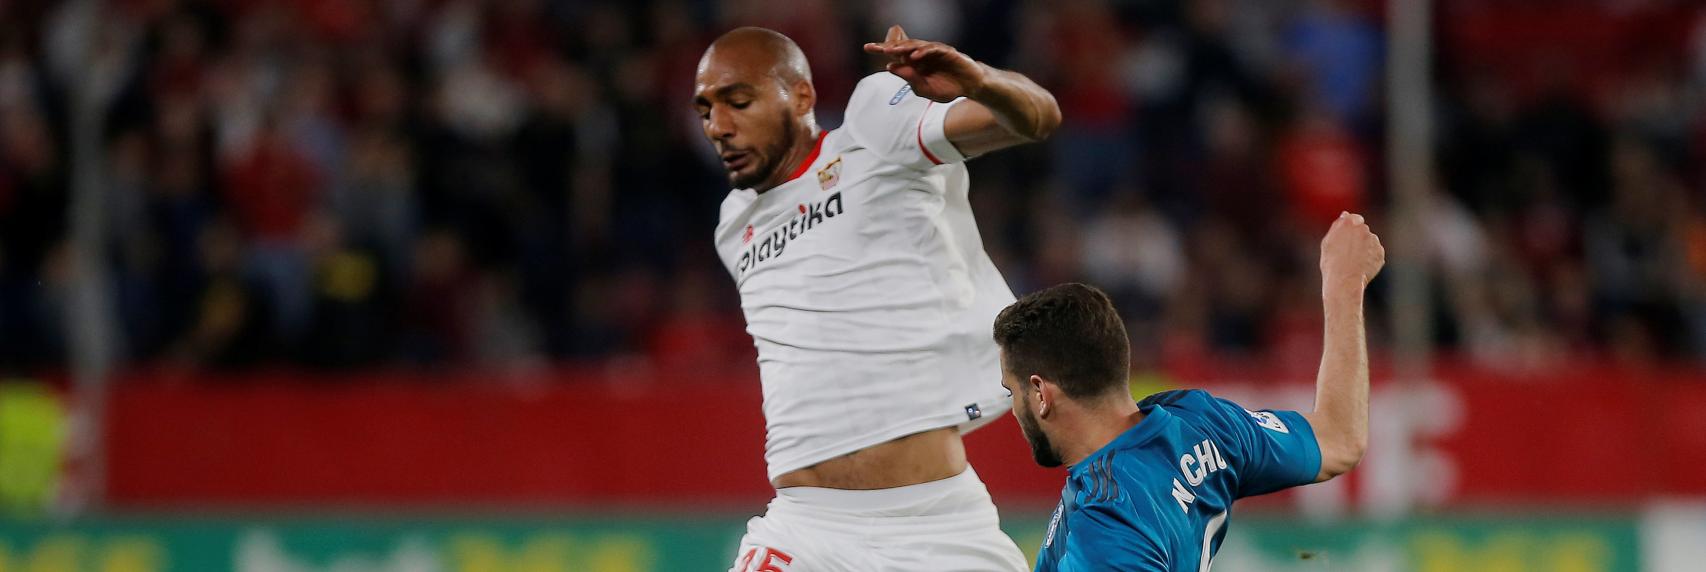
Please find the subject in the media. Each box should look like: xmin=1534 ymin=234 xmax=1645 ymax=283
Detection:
xmin=1055 ymin=396 xmax=1144 ymax=467
xmin=753 ymin=122 xmax=821 ymax=193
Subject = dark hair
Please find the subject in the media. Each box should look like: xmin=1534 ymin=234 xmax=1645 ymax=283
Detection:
xmin=992 ymin=283 xmax=1131 ymax=400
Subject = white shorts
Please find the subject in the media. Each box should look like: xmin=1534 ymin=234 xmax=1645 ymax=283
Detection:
xmin=728 ymin=467 xmax=1029 ymax=572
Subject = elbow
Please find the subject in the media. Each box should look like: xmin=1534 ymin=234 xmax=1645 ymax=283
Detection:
xmin=1318 ymin=432 xmax=1368 ymax=480
xmin=1341 ymin=434 xmax=1369 ymax=474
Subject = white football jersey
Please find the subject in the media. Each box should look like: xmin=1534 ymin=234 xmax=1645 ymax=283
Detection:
xmin=715 ymin=73 xmax=1017 ymax=481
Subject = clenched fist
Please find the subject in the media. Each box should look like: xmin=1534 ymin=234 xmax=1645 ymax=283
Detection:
xmin=863 ymin=25 xmax=988 ymax=102
xmin=1320 ymin=212 xmax=1385 ymax=296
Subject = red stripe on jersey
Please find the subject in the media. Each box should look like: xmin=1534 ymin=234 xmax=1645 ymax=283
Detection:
xmin=785 ymin=130 xmax=830 ymax=183
xmin=918 ymin=101 xmax=943 ymax=165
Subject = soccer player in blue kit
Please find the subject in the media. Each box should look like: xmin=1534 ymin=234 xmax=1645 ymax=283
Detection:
xmin=992 ymin=213 xmax=1385 ymax=571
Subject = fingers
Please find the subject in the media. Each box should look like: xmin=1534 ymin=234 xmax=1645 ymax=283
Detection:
xmin=867 ymin=25 xmax=915 ymax=53
xmin=1331 ymin=212 xmax=1374 ymax=242
xmin=864 ymin=41 xmax=923 ymax=58
xmin=910 ymin=44 xmax=949 ymax=61
xmin=1335 ymin=211 xmax=1384 ymax=267
xmin=882 ymin=39 xmax=931 ymax=55
xmin=1327 ymin=211 xmax=1381 ymax=255
xmin=863 ymin=42 xmax=917 ymax=54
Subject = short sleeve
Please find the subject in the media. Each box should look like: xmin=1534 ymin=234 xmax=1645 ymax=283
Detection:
xmin=843 ymin=73 xmax=968 ymax=170
xmin=1156 ymin=390 xmax=1323 ymax=498
xmin=1057 ymin=505 xmax=1168 ymax=572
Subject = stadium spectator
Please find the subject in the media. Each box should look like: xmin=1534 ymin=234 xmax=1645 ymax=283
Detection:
xmin=0 ymin=0 xmax=1702 ymax=374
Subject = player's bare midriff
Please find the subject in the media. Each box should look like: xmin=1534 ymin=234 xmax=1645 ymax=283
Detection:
xmin=772 ymin=426 xmax=967 ymax=490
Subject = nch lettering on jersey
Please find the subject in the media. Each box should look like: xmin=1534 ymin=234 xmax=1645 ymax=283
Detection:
xmin=736 ymin=191 xmax=845 ymax=275
xmin=1170 ymin=438 xmax=1229 ymax=513
xmin=1029 ymin=389 xmax=1327 ymax=572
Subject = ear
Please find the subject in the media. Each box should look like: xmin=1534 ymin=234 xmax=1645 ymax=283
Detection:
xmin=1029 ymin=374 xmax=1053 ymax=418
xmin=791 ymin=79 xmax=816 ymax=117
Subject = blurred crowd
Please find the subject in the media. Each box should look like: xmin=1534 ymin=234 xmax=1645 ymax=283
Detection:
xmin=1 ymin=0 xmax=1705 ymax=375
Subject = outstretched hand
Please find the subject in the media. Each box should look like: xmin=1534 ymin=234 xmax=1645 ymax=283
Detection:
xmin=862 ymin=25 xmax=987 ymax=103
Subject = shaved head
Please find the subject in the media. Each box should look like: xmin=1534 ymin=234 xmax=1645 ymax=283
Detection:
xmin=700 ymin=27 xmax=812 ymax=87
xmin=694 ymin=27 xmax=819 ymax=191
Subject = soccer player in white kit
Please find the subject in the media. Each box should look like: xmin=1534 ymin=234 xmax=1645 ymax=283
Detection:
xmin=694 ymin=26 xmax=1061 ymax=571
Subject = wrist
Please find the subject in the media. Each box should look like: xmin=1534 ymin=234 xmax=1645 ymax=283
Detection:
xmin=965 ymin=62 xmax=995 ymax=100
xmin=1322 ymin=283 xmax=1366 ymax=307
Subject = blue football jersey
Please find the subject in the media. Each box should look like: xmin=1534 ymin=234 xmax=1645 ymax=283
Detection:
xmin=1033 ymin=389 xmax=1322 ymax=572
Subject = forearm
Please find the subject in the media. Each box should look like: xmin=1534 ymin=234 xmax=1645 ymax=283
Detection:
xmin=1309 ymin=288 xmax=1370 ymax=479
xmin=966 ymin=63 xmax=1061 ymax=142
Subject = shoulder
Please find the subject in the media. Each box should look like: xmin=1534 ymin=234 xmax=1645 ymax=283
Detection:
xmin=1136 ymin=388 xmax=1212 ymax=410
xmin=1142 ymin=388 xmax=1303 ymax=435
xmin=714 ymin=190 xmax=757 ymax=236
xmin=1139 ymin=388 xmax=1270 ymax=423
xmin=843 ymin=72 xmax=928 ymax=132
xmin=718 ymin=190 xmax=756 ymax=219
xmin=1136 ymin=389 xmax=1234 ymax=424
xmin=1137 ymin=389 xmax=1256 ymax=438
xmin=840 ymin=72 xmax=965 ymax=170
xmin=847 ymin=72 xmax=912 ymax=112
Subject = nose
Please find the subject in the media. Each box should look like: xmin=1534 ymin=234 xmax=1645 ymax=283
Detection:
xmin=707 ymin=105 xmax=736 ymax=141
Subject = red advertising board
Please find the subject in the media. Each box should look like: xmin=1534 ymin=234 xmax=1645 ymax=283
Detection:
xmin=100 ymin=362 xmax=1706 ymax=510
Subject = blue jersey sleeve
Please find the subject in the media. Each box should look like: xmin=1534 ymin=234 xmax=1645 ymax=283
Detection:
xmin=1055 ymin=504 xmax=1168 ymax=572
xmin=1150 ymin=390 xmax=1323 ymax=498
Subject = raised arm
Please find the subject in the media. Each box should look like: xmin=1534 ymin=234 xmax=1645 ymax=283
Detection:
xmin=864 ymin=25 xmax=1061 ymax=157
xmin=1303 ymin=212 xmax=1385 ymax=482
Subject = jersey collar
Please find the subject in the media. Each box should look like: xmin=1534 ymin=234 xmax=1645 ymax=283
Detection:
xmin=783 ymin=130 xmax=830 ymax=184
